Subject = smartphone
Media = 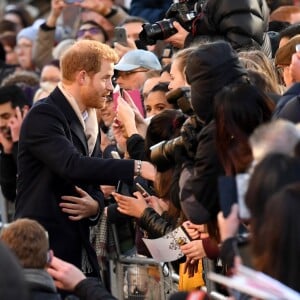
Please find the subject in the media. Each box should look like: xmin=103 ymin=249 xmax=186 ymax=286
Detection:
xmin=235 ymin=173 xmax=251 ymax=220
xmin=111 ymin=151 xmax=121 ymax=159
xmin=136 ymin=182 xmax=152 ymax=197
xmin=218 ymin=176 xmax=237 ymax=218
xmin=114 ymin=27 xmax=128 ymax=47
xmin=116 ymin=180 xmax=132 ymax=196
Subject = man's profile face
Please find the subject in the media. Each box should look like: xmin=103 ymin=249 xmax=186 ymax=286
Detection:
xmin=0 ymin=102 xmax=15 ymax=140
xmin=81 ymin=59 xmax=114 ymax=109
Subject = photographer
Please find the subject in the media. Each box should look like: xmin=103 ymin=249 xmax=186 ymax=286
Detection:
xmin=139 ymin=0 xmax=272 ymax=57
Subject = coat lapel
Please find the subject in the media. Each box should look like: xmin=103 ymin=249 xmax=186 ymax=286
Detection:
xmin=49 ymin=87 xmax=89 ymax=155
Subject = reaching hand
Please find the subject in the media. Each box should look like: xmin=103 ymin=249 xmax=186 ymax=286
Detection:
xmin=60 ymin=186 xmax=99 ymax=220
xmin=139 ymin=161 xmax=156 ymax=182
xmin=113 ymin=191 xmax=148 ymax=218
xmin=181 ymin=221 xmax=209 ymax=240
xmin=47 ymin=256 xmax=86 ymax=291
xmin=75 ymin=0 xmax=113 ymax=16
xmin=114 ymin=38 xmax=137 ymax=58
xmin=122 ymin=90 xmax=147 ymax=137
xmin=116 ymin=96 xmax=136 ymax=137
xmin=48 ymin=0 xmax=66 ymax=27
xmin=164 ymin=21 xmax=189 ymax=49
xmin=100 ymin=185 xmax=115 ymax=199
xmin=217 ymin=203 xmax=240 ymax=242
xmin=180 ymin=239 xmax=206 ymax=261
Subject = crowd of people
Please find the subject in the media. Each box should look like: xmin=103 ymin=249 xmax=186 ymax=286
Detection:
xmin=1 ymin=0 xmax=300 ymax=299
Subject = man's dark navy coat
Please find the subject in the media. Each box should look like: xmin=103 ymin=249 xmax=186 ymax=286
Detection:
xmin=15 ymin=87 xmax=134 ymax=275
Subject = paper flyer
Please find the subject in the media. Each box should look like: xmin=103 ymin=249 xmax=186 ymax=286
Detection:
xmin=142 ymin=226 xmax=190 ymax=262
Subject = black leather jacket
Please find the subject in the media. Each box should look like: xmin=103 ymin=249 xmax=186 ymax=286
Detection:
xmin=186 ymin=0 xmax=271 ymax=57
xmin=139 ymin=207 xmax=176 ymax=238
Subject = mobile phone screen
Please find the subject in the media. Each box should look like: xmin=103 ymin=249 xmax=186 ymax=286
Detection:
xmin=235 ymin=173 xmax=251 ymax=220
xmin=114 ymin=27 xmax=128 ymax=46
xmin=112 ymin=86 xmax=145 ymax=117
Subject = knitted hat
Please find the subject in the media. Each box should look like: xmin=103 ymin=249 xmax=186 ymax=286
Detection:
xmin=17 ymin=18 xmax=44 ymax=42
xmin=275 ymin=34 xmax=300 ymax=66
xmin=114 ymin=49 xmax=161 ymax=71
xmin=185 ymin=41 xmax=247 ymax=123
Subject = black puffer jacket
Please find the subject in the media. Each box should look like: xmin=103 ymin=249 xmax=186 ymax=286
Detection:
xmin=186 ymin=0 xmax=271 ymax=57
xmin=177 ymin=41 xmax=247 ymax=223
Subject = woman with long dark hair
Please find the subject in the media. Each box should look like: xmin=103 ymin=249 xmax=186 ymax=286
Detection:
xmin=214 ymin=81 xmax=275 ymax=176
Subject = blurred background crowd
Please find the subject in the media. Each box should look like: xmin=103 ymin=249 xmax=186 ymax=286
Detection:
xmin=1 ymin=0 xmax=300 ymax=299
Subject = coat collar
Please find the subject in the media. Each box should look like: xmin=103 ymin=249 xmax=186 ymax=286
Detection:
xmin=49 ymin=87 xmax=89 ymax=155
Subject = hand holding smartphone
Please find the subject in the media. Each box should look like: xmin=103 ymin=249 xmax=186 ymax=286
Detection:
xmin=135 ymin=182 xmax=152 ymax=197
xmin=235 ymin=173 xmax=251 ymax=220
xmin=114 ymin=27 xmax=128 ymax=47
xmin=218 ymin=174 xmax=251 ymax=220
xmin=111 ymin=151 xmax=121 ymax=159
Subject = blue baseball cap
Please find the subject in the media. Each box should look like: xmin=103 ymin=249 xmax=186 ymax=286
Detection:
xmin=114 ymin=49 xmax=161 ymax=71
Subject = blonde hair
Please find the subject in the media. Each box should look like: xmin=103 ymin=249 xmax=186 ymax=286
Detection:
xmin=33 ymin=81 xmax=57 ymax=103
xmin=238 ymin=50 xmax=282 ymax=94
xmin=171 ymin=47 xmax=197 ymax=81
xmin=60 ymin=40 xmax=119 ymax=81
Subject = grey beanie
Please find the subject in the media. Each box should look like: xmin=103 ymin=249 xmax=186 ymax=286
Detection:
xmin=17 ymin=18 xmax=44 ymax=42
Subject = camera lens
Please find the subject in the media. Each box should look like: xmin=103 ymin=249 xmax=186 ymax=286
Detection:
xmin=150 ymin=136 xmax=183 ymax=172
xmin=139 ymin=19 xmax=177 ymax=45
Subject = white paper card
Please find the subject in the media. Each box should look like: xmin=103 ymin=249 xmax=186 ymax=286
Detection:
xmin=142 ymin=226 xmax=190 ymax=262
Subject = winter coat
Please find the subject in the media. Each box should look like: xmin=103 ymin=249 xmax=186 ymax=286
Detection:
xmin=185 ymin=0 xmax=272 ymax=57
xmin=129 ymin=0 xmax=173 ymax=23
xmin=23 ymin=269 xmax=61 ymax=300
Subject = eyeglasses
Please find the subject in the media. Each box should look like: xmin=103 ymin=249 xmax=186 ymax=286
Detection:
xmin=77 ymin=27 xmax=103 ymax=38
xmin=115 ymin=69 xmax=148 ymax=79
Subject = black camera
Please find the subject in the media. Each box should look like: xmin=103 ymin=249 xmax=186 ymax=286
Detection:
xmin=166 ymin=87 xmax=193 ymax=116
xmin=139 ymin=0 xmax=198 ymax=45
xmin=150 ymin=85 xmax=204 ymax=171
xmin=150 ymin=136 xmax=183 ymax=172
xmin=150 ymin=115 xmax=204 ymax=171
